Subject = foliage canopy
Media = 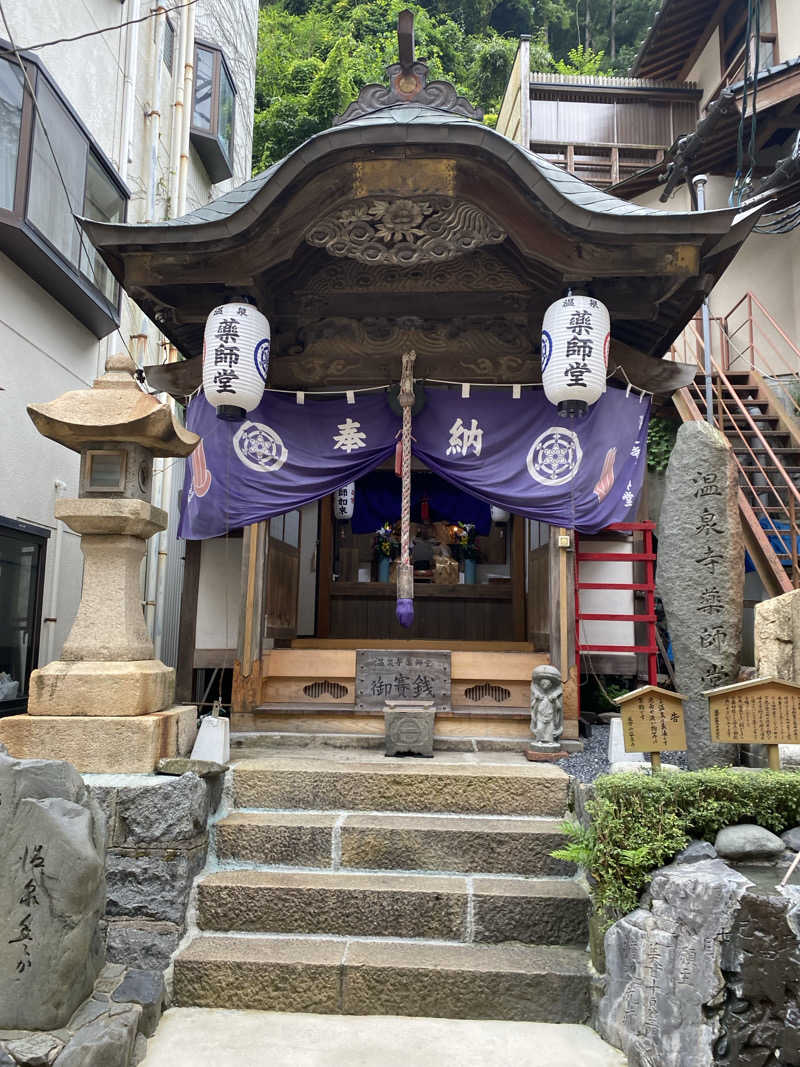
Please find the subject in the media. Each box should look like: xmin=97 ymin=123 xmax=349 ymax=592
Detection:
xmin=253 ymin=0 xmax=660 ymax=172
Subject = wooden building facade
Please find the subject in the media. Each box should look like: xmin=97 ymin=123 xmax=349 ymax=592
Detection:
xmin=83 ymin=22 xmax=758 ymax=740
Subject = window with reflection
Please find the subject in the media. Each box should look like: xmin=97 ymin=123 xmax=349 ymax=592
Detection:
xmin=0 ymin=60 xmax=23 ymax=210
xmin=81 ymin=152 xmax=126 ymax=300
xmin=27 ymin=78 xmax=87 ymax=265
xmin=190 ymin=43 xmax=236 ymax=183
xmin=0 ymin=518 xmax=48 ymax=716
xmin=0 ymin=49 xmax=129 ymax=336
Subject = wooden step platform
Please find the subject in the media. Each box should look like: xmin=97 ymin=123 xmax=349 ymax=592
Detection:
xmin=235 ymin=645 xmax=579 ymax=740
xmin=290 ymin=639 xmax=535 ymax=651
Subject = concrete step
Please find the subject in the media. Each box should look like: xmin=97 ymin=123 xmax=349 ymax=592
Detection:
xmin=215 ymin=811 xmax=575 ymax=877
xmin=196 ymin=870 xmax=589 ymax=945
xmin=173 ymin=935 xmax=592 ymax=1021
xmin=231 ymin=730 xmax=536 ymax=753
xmin=232 ymin=754 xmax=569 ymax=816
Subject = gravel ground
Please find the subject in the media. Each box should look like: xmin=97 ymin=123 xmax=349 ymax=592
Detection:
xmin=561 ymin=723 xmax=689 ymax=783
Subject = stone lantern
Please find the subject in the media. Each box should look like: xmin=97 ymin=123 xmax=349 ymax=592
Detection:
xmin=0 ymin=354 xmax=200 ymax=772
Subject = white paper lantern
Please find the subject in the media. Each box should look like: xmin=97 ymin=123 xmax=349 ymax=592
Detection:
xmin=333 ymin=482 xmax=355 ymax=521
xmin=490 ymin=506 xmax=510 ymax=522
xmin=203 ymin=302 xmax=271 ymax=420
xmin=541 ymin=294 xmax=609 ymax=417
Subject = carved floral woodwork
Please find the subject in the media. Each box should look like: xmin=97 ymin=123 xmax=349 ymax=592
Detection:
xmin=305 ymin=196 xmax=506 ymax=266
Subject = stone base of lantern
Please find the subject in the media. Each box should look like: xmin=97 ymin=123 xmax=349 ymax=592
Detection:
xmin=27 ymin=659 xmax=175 ymax=717
xmin=0 ymin=705 xmax=197 ymax=774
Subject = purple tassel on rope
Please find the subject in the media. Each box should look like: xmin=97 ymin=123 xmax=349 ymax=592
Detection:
xmin=396 ymin=598 xmax=414 ymax=628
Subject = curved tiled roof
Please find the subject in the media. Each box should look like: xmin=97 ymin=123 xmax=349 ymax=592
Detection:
xmin=155 ymin=104 xmax=668 ymax=229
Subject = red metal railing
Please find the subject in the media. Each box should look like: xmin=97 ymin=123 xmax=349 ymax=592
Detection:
xmin=574 ymin=521 xmax=658 ymax=716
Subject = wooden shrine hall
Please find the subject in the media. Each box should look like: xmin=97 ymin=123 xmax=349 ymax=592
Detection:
xmin=84 ymin=13 xmax=758 ymax=744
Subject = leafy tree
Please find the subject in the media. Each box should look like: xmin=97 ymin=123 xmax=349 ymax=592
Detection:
xmin=252 ymin=0 xmax=663 ymax=172
xmin=554 ymin=44 xmax=606 ymax=76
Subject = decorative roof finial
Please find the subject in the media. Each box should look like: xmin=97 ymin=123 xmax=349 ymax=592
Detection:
xmin=333 ymin=10 xmax=483 ymax=125
xmin=397 ymin=9 xmax=415 ymax=73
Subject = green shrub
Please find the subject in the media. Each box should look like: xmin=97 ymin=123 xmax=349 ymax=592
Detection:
xmin=554 ymin=768 xmax=800 ymax=926
xmin=646 ymin=415 xmax=679 ymax=472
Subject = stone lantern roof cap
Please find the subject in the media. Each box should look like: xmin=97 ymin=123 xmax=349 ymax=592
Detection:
xmin=27 ymin=354 xmax=199 ymax=457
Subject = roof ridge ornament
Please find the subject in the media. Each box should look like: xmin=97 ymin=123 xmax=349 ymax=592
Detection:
xmin=333 ymin=10 xmax=483 ymax=125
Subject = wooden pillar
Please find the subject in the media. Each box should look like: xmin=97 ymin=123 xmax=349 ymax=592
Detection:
xmin=175 ymin=539 xmax=201 ymax=703
xmin=549 ymin=525 xmax=578 ymax=729
xmin=231 ymin=521 xmax=268 ymax=720
xmin=316 ymin=496 xmax=333 ymax=638
xmin=511 ymin=516 xmax=527 ymax=642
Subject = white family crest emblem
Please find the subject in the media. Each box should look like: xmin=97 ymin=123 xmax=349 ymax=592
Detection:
xmin=527 ymin=427 xmax=582 ymax=486
xmin=233 ymin=421 xmax=288 ymax=472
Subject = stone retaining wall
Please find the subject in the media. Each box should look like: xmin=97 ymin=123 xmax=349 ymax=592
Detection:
xmin=597 ymin=855 xmax=800 ymax=1065
xmin=86 ymin=772 xmax=223 ymax=971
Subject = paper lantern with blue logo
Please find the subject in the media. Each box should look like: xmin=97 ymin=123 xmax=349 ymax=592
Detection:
xmin=541 ymin=295 xmax=609 ymax=417
xmin=202 ymin=302 xmax=271 ymax=421
xmin=333 ymin=482 xmax=355 ymax=521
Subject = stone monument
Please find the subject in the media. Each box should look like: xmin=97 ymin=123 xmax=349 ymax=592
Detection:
xmin=0 ymin=355 xmax=199 ymax=772
xmin=526 ymin=664 xmax=567 ymax=761
xmin=657 ymin=421 xmax=742 ymax=768
xmin=0 ymin=745 xmax=105 ymax=1030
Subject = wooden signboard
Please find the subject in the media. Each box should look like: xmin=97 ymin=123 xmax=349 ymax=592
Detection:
xmin=705 ymin=676 xmax=800 ymax=769
xmin=614 ymin=685 xmax=687 ymax=770
xmin=356 ymin=649 xmax=451 ymax=712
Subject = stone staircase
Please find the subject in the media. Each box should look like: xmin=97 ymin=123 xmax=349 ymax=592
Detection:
xmin=173 ymin=747 xmax=592 ymax=1021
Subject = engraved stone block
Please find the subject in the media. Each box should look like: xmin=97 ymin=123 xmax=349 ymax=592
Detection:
xmin=384 ymin=702 xmax=435 ymax=758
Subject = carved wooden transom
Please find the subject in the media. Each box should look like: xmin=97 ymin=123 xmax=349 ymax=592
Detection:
xmin=305 ymin=196 xmax=507 ymax=266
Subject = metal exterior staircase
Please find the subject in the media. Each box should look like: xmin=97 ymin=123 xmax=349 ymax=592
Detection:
xmin=670 ymin=294 xmax=800 ymax=596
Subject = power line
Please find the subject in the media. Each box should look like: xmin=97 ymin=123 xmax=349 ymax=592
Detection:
xmin=14 ymin=0 xmax=200 ymax=52
xmin=0 ymin=0 xmax=138 ymax=366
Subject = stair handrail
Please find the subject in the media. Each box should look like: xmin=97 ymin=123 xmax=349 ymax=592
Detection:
xmin=683 ymin=320 xmax=800 ymax=509
xmin=685 ymin=375 xmax=793 ymax=531
xmin=724 ymin=291 xmax=800 ymax=389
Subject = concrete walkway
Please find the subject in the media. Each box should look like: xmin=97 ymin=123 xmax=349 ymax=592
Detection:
xmin=141 ymin=1008 xmax=626 ymax=1066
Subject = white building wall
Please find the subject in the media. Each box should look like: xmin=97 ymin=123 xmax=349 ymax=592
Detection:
xmin=777 ymin=0 xmax=800 ymax=65
xmin=0 ymin=0 xmax=258 ymax=674
xmin=634 ymin=177 xmax=800 ymax=368
xmin=196 ymin=538 xmax=242 ymax=651
xmin=686 ymin=28 xmax=722 ymax=111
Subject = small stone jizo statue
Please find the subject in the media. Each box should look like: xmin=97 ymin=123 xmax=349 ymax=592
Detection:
xmin=530 ymin=664 xmax=564 ymax=749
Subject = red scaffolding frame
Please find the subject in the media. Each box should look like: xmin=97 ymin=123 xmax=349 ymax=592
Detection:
xmin=574 ymin=521 xmax=658 ymax=716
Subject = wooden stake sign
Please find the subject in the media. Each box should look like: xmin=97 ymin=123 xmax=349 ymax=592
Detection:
xmin=614 ymin=685 xmax=687 ymax=771
xmin=705 ymin=676 xmax=800 ymax=770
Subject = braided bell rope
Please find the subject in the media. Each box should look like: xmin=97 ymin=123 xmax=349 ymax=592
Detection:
xmin=397 ymin=350 xmax=416 ymax=601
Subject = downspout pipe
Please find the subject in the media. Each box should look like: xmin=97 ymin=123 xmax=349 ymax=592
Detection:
xmin=117 ymin=0 xmax=141 ymax=185
xmin=168 ymin=6 xmax=188 ymax=214
xmin=43 ymin=479 xmax=67 ymax=664
xmin=145 ymin=6 xmax=167 ymax=223
xmin=692 ymin=173 xmax=715 ymax=426
xmin=177 ymin=1 xmax=195 ymax=217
